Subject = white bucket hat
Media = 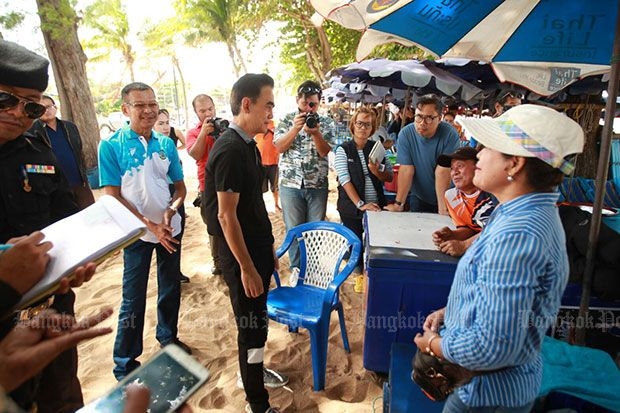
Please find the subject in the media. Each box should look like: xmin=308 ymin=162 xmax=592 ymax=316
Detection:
xmin=459 ymin=104 xmax=584 ymax=175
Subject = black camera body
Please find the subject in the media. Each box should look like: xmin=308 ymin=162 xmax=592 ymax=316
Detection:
xmin=209 ymin=117 xmax=229 ymax=138
xmin=304 ymin=102 xmax=319 ymax=128
xmin=305 ymin=112 xmax=319 ymax=128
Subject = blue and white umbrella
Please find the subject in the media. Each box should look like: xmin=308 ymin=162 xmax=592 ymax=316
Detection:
xmin=313 ymin=0 xmax=620 ymax=342
xmin=329 ymin=58 xmax=488 ymax=102
xmin=311 ymin=0 xmax=617 ymax=96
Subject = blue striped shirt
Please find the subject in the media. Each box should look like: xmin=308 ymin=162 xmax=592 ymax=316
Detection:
xmin=441 ymin=192 xmax=569 ymax=407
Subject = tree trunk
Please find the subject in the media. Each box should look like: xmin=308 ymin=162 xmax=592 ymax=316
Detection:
xmin=36 ymin=0 xmax=100 ymax=170
xmin=172 ymin=56 xmax=189 ymax=131
xmin=226 ymin=42 xmax=241 ymax=77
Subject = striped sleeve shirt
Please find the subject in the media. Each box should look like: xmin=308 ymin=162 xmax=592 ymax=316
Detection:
xmin=440 ymin=192 xmax=569 ymax=407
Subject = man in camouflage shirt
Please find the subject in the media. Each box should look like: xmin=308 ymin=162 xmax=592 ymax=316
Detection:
xmin=274 ymin=81 xmax=336 ymax=268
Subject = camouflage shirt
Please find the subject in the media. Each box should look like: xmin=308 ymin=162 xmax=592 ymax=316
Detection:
xmin=274 ymin=111 xmax=336 ymax=189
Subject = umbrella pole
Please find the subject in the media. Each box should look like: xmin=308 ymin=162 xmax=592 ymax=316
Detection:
xmin=379 ymin=95 xmax=387 ymax=126
xmin=401 ymin=87 xmax=412 ymax=130
xmin=575 ymin=4 xmax=620 ymax=346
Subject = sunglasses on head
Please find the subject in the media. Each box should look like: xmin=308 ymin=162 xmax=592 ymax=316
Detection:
xmin=297 ymin=85 xmax=322 ymax=96
xmin=0 ymin=90 xmax=47 ymax=119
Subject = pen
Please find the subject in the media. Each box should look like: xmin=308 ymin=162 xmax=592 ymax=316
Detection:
xmin=0 ymin=244 xmax=13 ymax=251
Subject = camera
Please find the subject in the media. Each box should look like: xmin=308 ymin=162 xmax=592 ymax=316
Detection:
xmin=304 ymin=102 xmax=319 ymax=128
xmin=209 ymin=117 xmax=229 ymax=138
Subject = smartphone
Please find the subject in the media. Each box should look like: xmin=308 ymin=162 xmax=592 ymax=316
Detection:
xmin=78 ymin=344 xmax=210 ymax=413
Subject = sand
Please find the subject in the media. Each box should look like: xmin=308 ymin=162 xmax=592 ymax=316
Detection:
xmin=74 ymin=151 xmax=386 ymax=412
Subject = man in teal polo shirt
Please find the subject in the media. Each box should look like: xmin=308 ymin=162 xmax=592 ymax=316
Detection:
xmin=98 ymin=82 xmax=189 ymax=380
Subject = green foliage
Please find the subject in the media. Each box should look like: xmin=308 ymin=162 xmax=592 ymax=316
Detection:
xmin=81 ymin=0 xmax=134 ymax=67
xmin=0 ymin=9 xmax=24 ymax=32
xmin=38 ymin=0 xmax=78 ymax=40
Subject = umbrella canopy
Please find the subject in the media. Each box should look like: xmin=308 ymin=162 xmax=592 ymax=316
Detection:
xmin=329 ymin=58 xmax=487 ymax=102
xmin=314 ymin=0 xmax=620 ymax=345
xmin=312 ymin=0 xmax=617 ymax=96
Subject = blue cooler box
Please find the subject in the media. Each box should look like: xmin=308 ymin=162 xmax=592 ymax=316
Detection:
xmin=363 ymin=212 xmax=459 ymax=373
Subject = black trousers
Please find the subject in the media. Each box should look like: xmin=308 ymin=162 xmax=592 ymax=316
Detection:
xmin=340 ymin=215 xmax=364 ymax=269
xmin=218 ymin=237 xmax=274 ymax=413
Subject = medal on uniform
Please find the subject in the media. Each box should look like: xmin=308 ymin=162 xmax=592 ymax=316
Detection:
xmin=21 ymin=165 xmax=32 ymax=192
xmin=158 ymin=150 xmax=166 ymax=160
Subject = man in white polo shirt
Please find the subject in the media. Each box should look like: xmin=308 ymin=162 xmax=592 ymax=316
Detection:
xmin=98 ymin=82 xmax=189 ymax=380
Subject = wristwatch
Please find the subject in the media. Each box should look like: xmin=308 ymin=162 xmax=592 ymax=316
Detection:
xmin=356 ymin=199 xmax=365 ymax=209
xmin=394 ymin=200 xmax=403 ymax=206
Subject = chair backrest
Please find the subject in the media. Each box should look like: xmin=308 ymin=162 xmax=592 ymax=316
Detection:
xmin=294 ymin=222 xmax=360 ymax=290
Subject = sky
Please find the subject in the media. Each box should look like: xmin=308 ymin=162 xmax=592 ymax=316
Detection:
xmin=3 ymin=0 xmax=297 ymax=122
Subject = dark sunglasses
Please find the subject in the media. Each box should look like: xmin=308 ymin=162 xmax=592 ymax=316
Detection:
xmin=297 ymin=85 xmax=322 ymax=96
xmin=0 ymin=90 xmax=47 ymax=119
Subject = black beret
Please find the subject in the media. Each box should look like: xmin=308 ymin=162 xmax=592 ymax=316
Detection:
xmin=0 ymin=40 xmax=49 ymax=92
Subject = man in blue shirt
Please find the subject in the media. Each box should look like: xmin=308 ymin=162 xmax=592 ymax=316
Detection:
xmin=30 ymin=95 xmax=94 ymax=209
xmin=98 ymin=82 xmax=189 ymax=380
xmin=385 ymin=94 xmax=460 ymax=214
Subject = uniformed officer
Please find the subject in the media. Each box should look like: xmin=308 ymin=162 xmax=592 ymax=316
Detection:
xmin=0 ymin=39 xmax=84 ymax=413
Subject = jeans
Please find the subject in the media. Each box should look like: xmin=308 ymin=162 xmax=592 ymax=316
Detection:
xmin=442 ymin=393 xmax=535 ymax=413
xmin=113 ymin=237 xmax=182 ymax=380
xmin=279 ymin=185 xmax=328 ymax=268
xmin=218 ymin=237 xmax=274 ymax=413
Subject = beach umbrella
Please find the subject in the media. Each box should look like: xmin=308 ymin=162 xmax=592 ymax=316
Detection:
xmin=329 ymin=58 xmax=487 ymax=102
xmin=311 ymin=0 xmax=616 ymax=96
xmin=313 ymin=0 xmax=620 ymax=345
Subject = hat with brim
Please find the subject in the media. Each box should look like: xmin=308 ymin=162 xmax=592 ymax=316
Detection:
xmin=0 ymin=40 xmax=49 ymax=92
xmin=437 ymin=146 xmax=478 ymax=168
xmin=459 ymin=104 xmax=584 ymax=175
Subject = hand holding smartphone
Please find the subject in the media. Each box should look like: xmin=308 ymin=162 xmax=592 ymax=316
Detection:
xmin=78 ymin=344 xmax=209 ymax=413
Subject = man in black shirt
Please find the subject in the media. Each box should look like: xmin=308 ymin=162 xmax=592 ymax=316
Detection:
xmin=204 ymin=73 xmax=282 ymax=413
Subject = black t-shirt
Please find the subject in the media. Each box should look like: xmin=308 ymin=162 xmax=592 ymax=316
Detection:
xmin=204 ymin=127 xmax=274 ymax=247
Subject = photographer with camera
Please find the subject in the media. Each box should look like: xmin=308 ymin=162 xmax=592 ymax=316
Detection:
xmin=274 ymin=80 xmax=336 ymax=269
xmin=185 ymin=94 xmax=225 ymax=276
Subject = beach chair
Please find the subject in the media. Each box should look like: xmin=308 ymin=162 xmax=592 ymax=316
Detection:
xmin=267 ymin=221 xmax=362 ymax=391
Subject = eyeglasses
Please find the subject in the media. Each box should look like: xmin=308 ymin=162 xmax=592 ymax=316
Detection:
xmin=297 ymin=85 xmax=322 ymax=96
xmin=125 ymin=101 xmax=159 ymax=111
xmin=0 ymin=90 xmax=47 ymax=119
xmin=414 ymin=114 xmax=439 ymax=124
xmin=354 ymin=121 xmax=372 ymax=129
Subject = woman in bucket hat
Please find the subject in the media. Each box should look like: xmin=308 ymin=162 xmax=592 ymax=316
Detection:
xmin=414 ymin=105 xmax=584 ymax=412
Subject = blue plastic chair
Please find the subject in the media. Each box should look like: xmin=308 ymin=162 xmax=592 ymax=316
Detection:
xmin=267 ymin=221 xmax=362 ymax=391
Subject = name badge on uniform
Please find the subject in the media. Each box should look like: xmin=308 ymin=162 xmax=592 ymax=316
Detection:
xmin=25 ymin=164 xmax=55 ymax=174
xmin=158 ymin=150 xmax=167 ymax=160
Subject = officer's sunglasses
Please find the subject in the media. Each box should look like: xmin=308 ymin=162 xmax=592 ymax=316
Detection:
xmin=0 ymin=90 xmax=47 ymax=119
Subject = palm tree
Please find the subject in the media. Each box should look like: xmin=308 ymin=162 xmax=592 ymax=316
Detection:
xmin=140 ymin=23 xmax=190 ymax=129
xmin=176 ymin=0 xmax=248 ymax=77
xmin=81 ymin=0 xmax=136 ymax=82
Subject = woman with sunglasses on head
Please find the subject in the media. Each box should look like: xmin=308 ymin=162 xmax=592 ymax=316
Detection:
xmin=414 ymin=105 xmax=584 ymax=412
xmin=334 ymin=106 xmax=393 ymax=270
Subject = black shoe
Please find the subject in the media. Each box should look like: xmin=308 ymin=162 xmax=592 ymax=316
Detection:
xmin=162 ymin=339 xmax=192 ymax=354
xmin=212 ymin=267 xmax=223 ymax=275
xmin=180 ymin=274 xmax=190 ymax=283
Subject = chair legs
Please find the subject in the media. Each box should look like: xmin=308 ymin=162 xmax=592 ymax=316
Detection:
xmin=335 ymin=302 xmax=350 ymax=352
xmin=308 ymin=322 xmax=330 ymax=391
